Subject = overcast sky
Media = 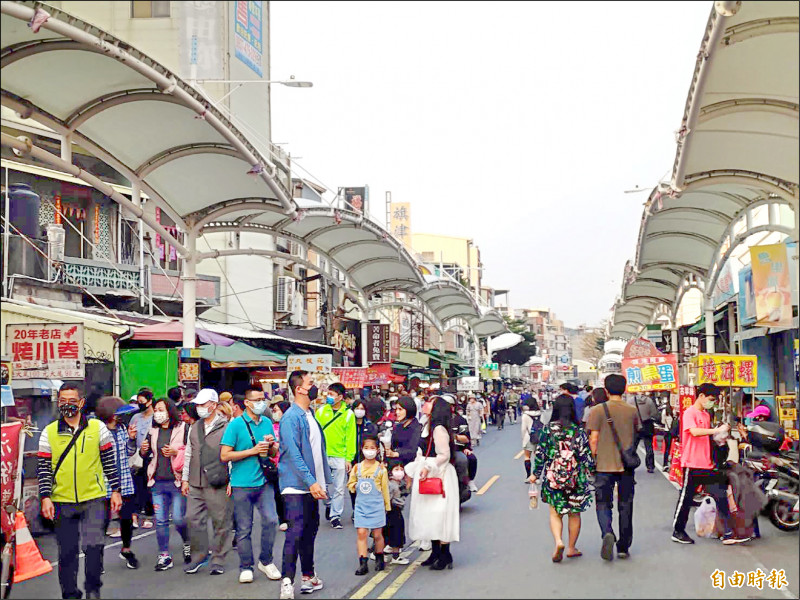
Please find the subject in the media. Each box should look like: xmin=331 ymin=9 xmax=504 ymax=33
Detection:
xmin=270 ymin=1 xmax=712 ymax=328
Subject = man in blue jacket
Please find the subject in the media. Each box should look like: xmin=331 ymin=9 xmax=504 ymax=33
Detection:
xmin=279 ymin=370 xmax=331 ymax=600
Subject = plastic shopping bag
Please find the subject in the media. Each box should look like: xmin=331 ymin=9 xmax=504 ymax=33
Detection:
xmin=694 ymin=497 xmax=718 ymax=538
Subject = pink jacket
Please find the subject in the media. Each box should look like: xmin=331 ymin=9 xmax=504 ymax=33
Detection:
xmin=145 ymin=422 xmax=188 ymax=488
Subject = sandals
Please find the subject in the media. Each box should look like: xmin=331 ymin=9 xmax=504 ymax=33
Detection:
xmin=552 ymin=545 xmax=565 ymax=563
xmin=566 ymin=550 xmax=582 ymax=558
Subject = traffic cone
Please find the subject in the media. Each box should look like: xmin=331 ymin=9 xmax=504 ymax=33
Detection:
xmin=12 ymin=512 xmax=51 ymax=583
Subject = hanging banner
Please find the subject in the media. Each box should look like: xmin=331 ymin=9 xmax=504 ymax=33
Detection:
xmin=691 ymin=354 xmax=758 ymax=387
xmin=390 ymin=331 xmax=400 ymax=359
xmin=234 ymin=0 xmax=263 ymax=76
xmin=620 ymin=338 xmax=677 ymax=393
xmin=6 ymin=323 xmax=84 ymax=379
xmin=750 ymin=243 xmax=792 ymax=327
xmin=737 ymin=264 xmax=757 ymax=327
xmin=711 ymin=260 xmax=737 ymax=308
xmin=366 ymin=323 xmax=390 ymax=364
xmin=1 ymin=421 xmax=24 ymax=538
xmin=288 ymin=354 xmax=332 ymax=374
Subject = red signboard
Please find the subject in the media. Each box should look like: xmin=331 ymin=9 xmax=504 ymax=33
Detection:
xmin=1 ymin=422 xmax=24 ymax=537
xmin=390 ymin=332 xmax=400 ymax=359
xmin=332 ymin=363 xmax=393 ymax=388
xmin=620 ymin=338 xmax=678 ymax=393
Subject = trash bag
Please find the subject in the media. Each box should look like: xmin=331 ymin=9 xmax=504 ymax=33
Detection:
xmin=694 ymin=497 xmax=718 ymax=538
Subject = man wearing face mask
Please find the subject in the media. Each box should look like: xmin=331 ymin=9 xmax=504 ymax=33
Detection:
xmin=279 ymin=371 xmax=331 ymax=600
xmin=127 ymin=387 xmax=156 ymax=529
xmin=38 ymin=382 xmax=121 ymax=599
xmin=671 ymin=383 xmax=744 ymax=545
xmin=181 ymin=388 xmax=233 ymax=575
xmin=221 ymin=385 xmax=282 ymax=583
xmin=315 ymin=382 xmax=355 ymax=530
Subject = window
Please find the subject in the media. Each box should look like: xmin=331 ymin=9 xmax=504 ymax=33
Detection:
xmin=131 ymin=1 xmax=170 ymax=18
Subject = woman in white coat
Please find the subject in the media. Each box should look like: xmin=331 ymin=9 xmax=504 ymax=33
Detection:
xmin=520 ymin=397 xmax=541 ymax=482
xmin=405 ymin=396 xmax=460 ymax=570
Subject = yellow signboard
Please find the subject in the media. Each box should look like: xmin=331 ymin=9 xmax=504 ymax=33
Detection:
xmin=691 ymin=354 xmax=758 ymax=387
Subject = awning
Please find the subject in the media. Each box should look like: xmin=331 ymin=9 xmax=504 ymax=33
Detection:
xmin=687 ymin=309 xmax=727 ymax=334
xmin=132 ymin=321 xmax=235 ymax=346
xmin=11 ymin=378 xmax=62 ymax=396
xmin=398 ymin=349 xmax=430 ymax=368
xmin=200 ymin=342 xmax=285 ymax=369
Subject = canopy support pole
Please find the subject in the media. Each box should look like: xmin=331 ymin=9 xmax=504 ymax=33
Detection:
xmin=704 ymin=296 xmax=715 ymax=354
xmin=670 ymin=328 xmax=678 ymax=356
xmin=182 ymin=228 xmax=198 ymax=349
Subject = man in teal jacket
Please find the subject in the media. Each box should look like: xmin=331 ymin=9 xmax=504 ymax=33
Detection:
xmin=315 ymin=382 xmax=355 ymax=529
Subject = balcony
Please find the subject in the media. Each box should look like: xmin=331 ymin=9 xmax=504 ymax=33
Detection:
xmin=63 ymin=257 xmax=140 ymax=294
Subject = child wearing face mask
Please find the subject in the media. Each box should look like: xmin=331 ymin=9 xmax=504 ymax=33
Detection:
xmin=384 ymin=459 xmax=410 ymax=565
xmin=347 ymin=436 xmax=390 ymax=575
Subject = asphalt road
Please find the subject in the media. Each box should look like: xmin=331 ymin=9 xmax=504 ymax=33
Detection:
xmin=12 ymin=411 xmax=800 ymax=599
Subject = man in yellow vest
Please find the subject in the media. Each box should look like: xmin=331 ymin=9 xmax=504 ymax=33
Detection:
xmin=38 ymin=382 xmax=121 ymax=599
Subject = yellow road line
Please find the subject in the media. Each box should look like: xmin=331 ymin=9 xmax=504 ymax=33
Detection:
xmin=349 ymin=541 xmax=419 ymax=599
xmin=476 ymin=474 xmax=499 ymax=495
xmin=376 ymin=552 xmax=429 ymax=600
xmin=513 ymin=450 xmax=524 ymax=460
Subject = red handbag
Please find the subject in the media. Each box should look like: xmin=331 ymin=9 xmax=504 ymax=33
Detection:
xmin=418 ymin=436 xmax=446 ymax=497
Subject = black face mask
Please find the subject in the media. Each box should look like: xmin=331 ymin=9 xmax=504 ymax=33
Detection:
xmin=59 ymin=403 xmax=80 ymax=419
xmin=307 ymin=385 xmax=319 ymax=401
xmin=137 ymin=401 xmax=150 ymax=413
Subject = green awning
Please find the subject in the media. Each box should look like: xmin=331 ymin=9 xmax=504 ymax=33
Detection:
xmin=409 ymin=372 xmax=430 ymax=381
xmin=398 ymin=349 xmax=430 ymax=368
xmin=688 ymin=309 xmax=726 ymax=334
xmin=444 ymin=352 xmax=467 ymax=366
xmin=200 ymin=342 xmax=286 ymax=368
xmin=391 ymin=363 xmax=410 ymax=372
xmin=424 ymin=350 xmax=449 ymax=369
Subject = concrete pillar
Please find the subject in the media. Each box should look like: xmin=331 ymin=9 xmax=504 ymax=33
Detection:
xmin=704 ymin=296 xmax=715 ymax=354
xmin=670 ymin=328 xmax=678 ymax=356
xmin=182 ymin=229 xmax=198 ymax=349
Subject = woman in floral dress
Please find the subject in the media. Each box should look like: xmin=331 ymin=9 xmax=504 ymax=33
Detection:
xmin=531 ymin=394 xmax=594 ymax=563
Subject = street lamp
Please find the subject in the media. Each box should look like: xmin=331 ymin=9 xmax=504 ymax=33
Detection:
xmin=193 ymin=75 xmax=313 ymax=103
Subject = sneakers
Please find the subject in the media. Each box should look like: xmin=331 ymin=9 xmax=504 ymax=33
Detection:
xmin=258 ymin=562 xmax=282 ymax=580
xmin=155 ymin=554 xmax=174 ymax=572
xmin=239 ymin=569 xmax=254 ymax=583
xmin=184 ymin=556 xmax=209 ymax=574
xmin=469 ymin=481 xmax=478 ymax=492
xmin=330 ymin=517 xmax=342 ymax=530
xmin=107 ymin=528 xmax=122 ymax=538
xmin=617 ymin=551 xmax=630 ymax=559
xmin=210 ymin=565 xmax=225 ymax=576
xmin=418 ymin=540 xmax=432 ymax=552
xmin=279 ymin=523 xmax=289 ymax=532
xmin=182 ymin=544 xmax=191 ymax=564
xmin=722 ymin=532 xmax=751 ymax=545
xmin=390 ymin=556 xmax=410 ymax=565
xmin=280 ymin=577 xmax=295 ymax=600
xmin=600 ymin=532 xmax=615 ymax=561
xmin=300 ymin=573 xmax=323 ymax=594
xmin=119 ymin=550 xmax=139 ymax=570
xmin=671 ymin=530 xmax=695 ymax=544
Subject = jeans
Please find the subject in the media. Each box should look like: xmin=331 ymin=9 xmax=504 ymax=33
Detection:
xmin=672 ymin=467 xmax=731 ymax=535
xmin=281 ymin=494 xmax=320 ymax=582
xmin=327 ymin=456 xmax=347 ymax=520
xmin=152 ymin=480 xmax=188 ymax=554
xmin=233 ymin=484 xmax=279 ymax=570
xmin=595 ymin=472 xmax=636 ymax=553
xmin=54 ymin=498 xmax=106 ymax=599
xmin=635 ymin=433 xmax=655 ymax=471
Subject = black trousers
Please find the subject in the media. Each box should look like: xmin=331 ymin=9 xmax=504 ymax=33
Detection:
xmin=595 ymin=472 xmax=635 ymax=553
xmin=385 ymin=507 xmax=406 ymax=550
xmin=281 ymin=494 xmax=320 ymax=582
xmin=672 ymin=467 xmax=731 ymax=535
xmin=103 ymin=494 xmax=136 ymax=548
xmin=54 ymin=498 xmax=106 ymax=599
xmin=635 ymin=433 xmax=655 ymax=471
xmin=132 ymin=467 xmax=154 ymax=517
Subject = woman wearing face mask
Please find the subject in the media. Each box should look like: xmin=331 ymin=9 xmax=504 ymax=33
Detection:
xmin=385 ymin=397 xmax=422 ymax=466
xmin=271 ymin=400 xmax=290 ymax=531
xmin=406 ymin=396 xmax=460 ymax=570
xmin=96 ymin=396 xmax=140 ymax=569
xmin=141 ymin=398 xmax=191 ymax=571
xmin=466 ymin=395 xmax=482 ymax=447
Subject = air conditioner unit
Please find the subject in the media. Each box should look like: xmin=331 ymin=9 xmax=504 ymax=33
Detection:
xmin=289 ymin=241 xmax=303 ymax=258
xmin=276 ymin=276 xmax=295 ymax=313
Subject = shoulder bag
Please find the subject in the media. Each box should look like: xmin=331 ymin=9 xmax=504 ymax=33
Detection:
xmin=602 ymin=403 xmax=640 ymax=472
xmin=198 ymin=421 xmax=229 ymax=489
xmin=243 ymin=418 xmax=279 ymax=485
xmin=418 ymin=435 xmax=445 ymax=497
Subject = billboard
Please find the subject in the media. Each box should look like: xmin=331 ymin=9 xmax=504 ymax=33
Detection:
xmin=366 ymin=323 xmax=390 ymax=364
xmin=234 ymin=1 xmax=263 ymax=76
xmin=691 ymin=354 xmax=758 ymax=387
xmin=330 ymin=317 xmax=361 ymax=367
xmin=621 ymin=337 xmax=677 ymax=393
xmin=7 ymin=323 xmax=84 ymax=379
xmin=342 ymin=186 xmax=368 ymax=215
xmin=750 ymin=243 xmax=792 ymax=327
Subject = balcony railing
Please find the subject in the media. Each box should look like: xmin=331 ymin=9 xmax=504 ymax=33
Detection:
xmin=63 ymin=257 xmax=140 ymax=293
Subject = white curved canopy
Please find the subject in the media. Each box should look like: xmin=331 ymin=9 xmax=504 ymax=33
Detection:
xmin=610 ymin=1 xmax=799 ymax=340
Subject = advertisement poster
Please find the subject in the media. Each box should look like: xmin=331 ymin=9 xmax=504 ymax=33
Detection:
xmin=234 ymin=0 xmax=263 ymax=76
xmin=366 ymin=323 xmax=390 ymax=364
xmin=332 ymin=364 xmax=393 ymax=388
xmin=620 ymin=338 xmax=678 ymax=393
xmin=711 ymin=260 xmax=737 ymax=308
xmin=7 ymin=323 xmax=84 ymax=379
xmin=737 ymin=264 xmax=757 ymax=326
xmin=749 ymin=243 xmax=792 ymax=327
xmin=287 ymin=354 xmax=333 ymax=374
xmin=1 ymin=421 xmax=24 ymax=537
xmin=331 ymin=317 xmax=360 ymax=367
xmin=692 ymin=354 xmax=758 ymax=387
xmin=342 ymin=186 xmax=368 ymax=215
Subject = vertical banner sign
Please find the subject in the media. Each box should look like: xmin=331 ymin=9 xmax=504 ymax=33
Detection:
xmin=390 ymin=331 xmax=400 ymax=359
xmin=7 ymin=323 xmax=85 ymax=379
xmin=749 ymin=243 xmax=792 ymax=327
xmin=234 ymin=1 xmax=263 ymax=76
xmin=178 ymin=347 xmax=201 ymax=394
xmin=366 ymin=323 xmax=390 ymax=364
xmin=93 ymin=203 xmax=100 ymax=245
xmin=287 ymin=354 xmax=333 ymax=374
xmin=1 ymin=421 xmax=24 ymax=537
xmin=711 ymin=260 xmax=736 ymax=307
xmin=389 ymin=202 xmax=412 ymax=247
xmin=342 ymin=187 xmax=368 ymax=215
xmin=737 ymin=264 xmax=757 ymax=326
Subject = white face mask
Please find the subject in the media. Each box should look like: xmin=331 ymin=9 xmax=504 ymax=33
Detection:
xmin=197 ymin=404 xmax=213 ymax=419
xmin=363 ymin=448 xmax=378 ymax=460
xmin=153 ymin=411 xmax=168 ymax=425
xmin=354 ymin=408 xmax=366 ymax=419
xmin=392 ymin=469 xmax=405 ymax=481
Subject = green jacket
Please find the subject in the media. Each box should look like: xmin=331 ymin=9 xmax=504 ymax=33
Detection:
xmin=315 ymin=403 xmax=356 ymax=461
xmin=43 ymin=418 xmax=107 ymax=503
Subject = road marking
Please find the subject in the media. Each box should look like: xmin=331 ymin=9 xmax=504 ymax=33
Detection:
xmin=349 ymin=541 xmax=419 ymax=599
xmin=476 ymin=475 xmax=499 ymax=495
xmin=49 ymin=530 xmax=157 ymax=567
xmin=513 ymin=450 xmax=524 ymax=460
xmin=376 ymin=552 xmax=428 ymax=599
